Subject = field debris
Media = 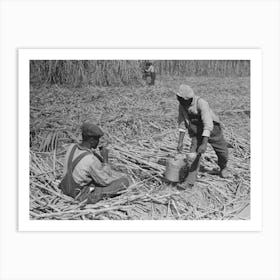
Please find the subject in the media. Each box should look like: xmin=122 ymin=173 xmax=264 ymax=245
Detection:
xmin=29 ymin=79 xmax=250 ymax=220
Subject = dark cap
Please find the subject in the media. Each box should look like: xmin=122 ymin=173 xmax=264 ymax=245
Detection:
xmin=81 ymin=122 xmax=104 ymax=138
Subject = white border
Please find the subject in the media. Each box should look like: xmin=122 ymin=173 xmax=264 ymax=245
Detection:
xmin=18 ymin=49 xmax=262 ymax=232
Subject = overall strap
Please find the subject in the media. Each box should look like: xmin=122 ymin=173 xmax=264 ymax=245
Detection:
xmin=67 ymin=144 xmax=78 ymax=172
xmin=60 ymin=146 xmax=92 ymax=198
xmin=59 ymin=144 xmax=78 ymax=197
xmin=71 ymin=151 xmax=92 ymax=172
xmin=92 ymin=150 xmax=104 ymax=163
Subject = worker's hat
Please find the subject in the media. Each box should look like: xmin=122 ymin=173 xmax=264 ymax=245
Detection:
xmin=81 ymin=122 xmax=104 ymax=138
xmin=176 ymin=84 xmax=195 ymax=100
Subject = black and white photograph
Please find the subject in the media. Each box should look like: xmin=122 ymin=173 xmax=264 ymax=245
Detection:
xmin=2 ymin=1 xmax=280 ymax=279
xmin=27 ymin=53 xmax=253 ymax=223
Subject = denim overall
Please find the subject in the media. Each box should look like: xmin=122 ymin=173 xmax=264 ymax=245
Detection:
xmin=59 ymin=145 xmax=130 ymax=204
xmin=185 ymin=109 xmax=228 ymax=185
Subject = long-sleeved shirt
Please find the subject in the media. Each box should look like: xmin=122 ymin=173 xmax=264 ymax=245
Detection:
xmin=146 ymin=65 xmax=155 ymax=73
xmin=62 ymin=144 xmax=119 ymax=187
xmin=178 ymin=96 xmax=220 ymax=137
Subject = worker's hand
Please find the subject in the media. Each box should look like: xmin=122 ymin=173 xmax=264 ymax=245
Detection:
xmin=197 ymin=143 xmax=207 ymax=154
xmin=100 ymin=146 xmax=109 ymax=164
xmin=177 ymin=143 xmax=184 ymax=153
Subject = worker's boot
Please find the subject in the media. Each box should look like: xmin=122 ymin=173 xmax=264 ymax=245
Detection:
xmin=220 ymin=167 xmax=230 ymax=178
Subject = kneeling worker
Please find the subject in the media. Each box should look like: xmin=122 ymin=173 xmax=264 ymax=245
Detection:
xmin=59 ymin=122 xmax=131 ymax=204
xmin=176 ymin=84 xmax=230 ymax=187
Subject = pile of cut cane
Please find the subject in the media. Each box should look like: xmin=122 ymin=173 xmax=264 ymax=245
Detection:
xmin=29 ymin=85 xmax=250 ymax=220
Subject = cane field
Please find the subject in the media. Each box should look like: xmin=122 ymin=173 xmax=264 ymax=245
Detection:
xmin=29 ymin=60 xmax=250 ymax=220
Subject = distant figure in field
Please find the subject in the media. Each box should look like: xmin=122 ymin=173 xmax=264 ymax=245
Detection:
xmin=176 ymin=84 xmax=230 ymax=187
xmin=59 ymin=122 xmax=131 ymax=204
xmin=145 ymin=62 xmax=156 ymax=86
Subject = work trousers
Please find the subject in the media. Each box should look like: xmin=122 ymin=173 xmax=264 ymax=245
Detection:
xmin=186 ymin=123 xmax=229 ymax=184
xmin=76 ymin=176 xmax=131 ymax=204
xmin=150 ymin=72 xmax=156 ymax=85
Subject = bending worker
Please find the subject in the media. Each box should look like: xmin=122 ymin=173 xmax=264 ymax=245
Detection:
xmin=176 ymin=84 xmax=230 ymax=186
xmin=59 ymin=122 xmax=131 ymax=204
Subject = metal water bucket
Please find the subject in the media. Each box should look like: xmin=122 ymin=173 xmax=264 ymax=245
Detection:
xmin=165 ymin=153 xmax=197 ymax=183
xmin=165 ymin=154 xmax=188 ymax=183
